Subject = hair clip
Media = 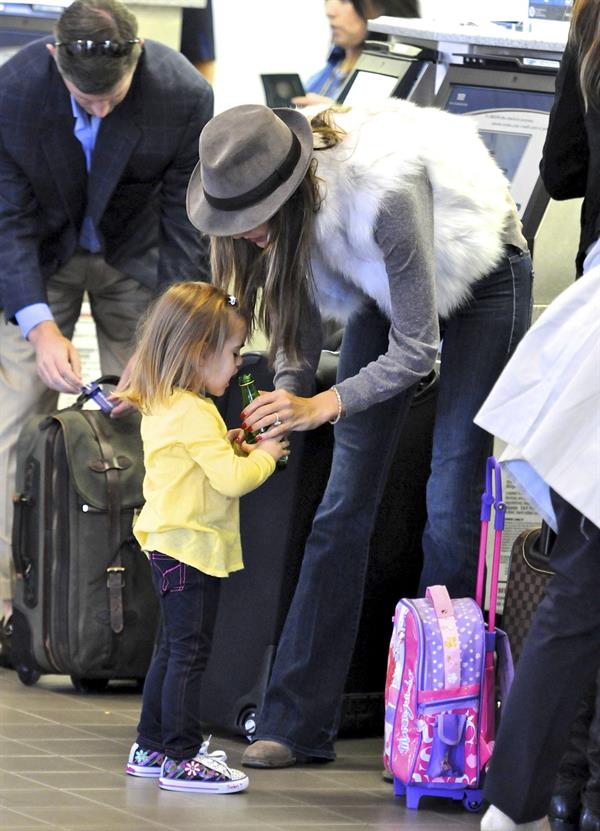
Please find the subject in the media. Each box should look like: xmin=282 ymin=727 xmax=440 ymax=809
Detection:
xmin=227 ymin=294 xmax=238 ymax=306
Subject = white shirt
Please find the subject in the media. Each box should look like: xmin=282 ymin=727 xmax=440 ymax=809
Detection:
xmin=474 ymin=264 xmax=600 ymax=530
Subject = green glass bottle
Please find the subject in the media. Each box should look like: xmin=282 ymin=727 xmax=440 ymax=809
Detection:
xmin=238 ymin=372 xmax=288 ymax=470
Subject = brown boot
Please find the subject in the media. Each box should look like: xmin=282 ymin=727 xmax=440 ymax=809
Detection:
xmin=241 ymin=740 xmax=296 ymax=768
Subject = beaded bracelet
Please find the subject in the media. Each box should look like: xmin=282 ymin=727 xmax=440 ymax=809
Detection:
xmin=329 ymin=386 xmax=343 ymax=425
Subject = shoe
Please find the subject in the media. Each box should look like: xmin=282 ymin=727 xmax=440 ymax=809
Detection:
xmin=581 ymin=803 xmax=600 ymax=831
xmin=481 ymin=805 xmax=550 ymax=830
xmin=126 ymin=743 xmax=165 ymax=777
xmin=548 ymin=791 xmax=582 ymax=824
xmin=382 ymin=768 xmax=394 ymax=783
xmin=159 ymin=754 xmax=248 ymax=793
xmin=241 ymin=740 xmax=296 ymax=768
xmin=0 ymin=616 xmax=13 ymax=669
xmin=126 ymin=737 xmax=227 ymax=778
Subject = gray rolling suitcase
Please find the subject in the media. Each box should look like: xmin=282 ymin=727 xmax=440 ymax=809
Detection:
xmin=11 ymin=377 xmax=158 ymax=690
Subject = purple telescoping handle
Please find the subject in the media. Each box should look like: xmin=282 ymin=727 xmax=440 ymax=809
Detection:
xmin=80 ymin=381 xmax=115 ymax=414
xmin=475 ymin=456 xmax=506 ymax=632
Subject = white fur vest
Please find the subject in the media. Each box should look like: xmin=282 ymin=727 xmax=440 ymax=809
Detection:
xmin=306 ymin=99 xmax=514 ymax=321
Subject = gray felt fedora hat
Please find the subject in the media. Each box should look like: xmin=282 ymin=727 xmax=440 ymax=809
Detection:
xmin=186 ymin=104 xmax=314 ymax=237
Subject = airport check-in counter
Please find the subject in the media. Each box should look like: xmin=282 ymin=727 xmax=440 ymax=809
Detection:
xmin=0 ymin=0 xmax=207 ymax=63
xmin=366 ymin=16 xmax=579 ymax=319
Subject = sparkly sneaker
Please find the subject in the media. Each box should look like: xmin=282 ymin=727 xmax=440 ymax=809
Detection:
xmin=126 ymin=738 xmax=227 ymax=778
xmin=126 ymin=743 xmax=165 ymax=777
xmin=159 ymin=754 xmax=249 ymax=794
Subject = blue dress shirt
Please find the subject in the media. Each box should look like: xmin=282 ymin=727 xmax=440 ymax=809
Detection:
xmin=16 ymin=96 xmax=102 ymax=337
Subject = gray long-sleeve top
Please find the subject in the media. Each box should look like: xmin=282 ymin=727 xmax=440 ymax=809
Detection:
xmin=274 ymin=174 xmax=440 ymax=417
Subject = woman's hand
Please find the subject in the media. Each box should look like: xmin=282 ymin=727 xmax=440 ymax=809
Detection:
xmin=241 ymin=388 xmax=340 ymax=438
xmin=291 ymin=92 xmax=335 ymax=108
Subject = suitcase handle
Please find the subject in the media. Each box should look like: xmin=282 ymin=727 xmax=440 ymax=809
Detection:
xmin=475 ymin=456 xmax=506 ymax=632
xmin=74 ymin=375 xmax=121 ymax=411
xmin=426 ymin=585 xmax=461 ymax=689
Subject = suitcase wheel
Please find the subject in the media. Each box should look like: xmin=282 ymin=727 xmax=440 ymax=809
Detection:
xmin=463 ymin=796 xmax=483 ymax=813
xmin=16 ymin=665 xmax=41 ymax=686
xmin=70 ymin=676 xmax=109 ymax=693
xmin=237 ymin=706 xmax=257 ymax=740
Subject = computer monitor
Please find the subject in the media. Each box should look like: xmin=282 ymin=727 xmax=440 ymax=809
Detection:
xmin=0 ymin=4 xmax=61 ymax=65
xmin=260 ymin=74 xmax=305 ymax=109
xmin=528 ymin=0 xmax=573 ymax=21
xmin=435 ymin=65 xmax=556 ymax=244
xmin=338 ymin=44 xmax=438 ymax=107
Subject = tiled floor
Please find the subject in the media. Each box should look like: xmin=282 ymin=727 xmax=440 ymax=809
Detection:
xmin=0 ymin=668 xmax=484 ymax=831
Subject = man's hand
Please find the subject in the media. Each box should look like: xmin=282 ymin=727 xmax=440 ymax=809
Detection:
xmin=27 ymin=320 xmax=82 ymax=393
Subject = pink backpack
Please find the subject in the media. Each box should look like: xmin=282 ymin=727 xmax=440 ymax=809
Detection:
xmin=383 ymin=457 xmax=514 ymax=811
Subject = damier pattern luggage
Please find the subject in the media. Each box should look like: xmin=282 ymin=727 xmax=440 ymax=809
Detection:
xmin=501 ymin=523 xmax=555 ymax=663
xmin=11 ymin=377 xmax=158 ymax=690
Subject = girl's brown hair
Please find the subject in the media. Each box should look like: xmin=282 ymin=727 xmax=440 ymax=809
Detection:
xmin=118 ymin=281 xmax=247 ymax=413
xmin=210 ymin=108 xmax=346 ymax=366
xmin=570 ymin=0 xmax=600 ymax=108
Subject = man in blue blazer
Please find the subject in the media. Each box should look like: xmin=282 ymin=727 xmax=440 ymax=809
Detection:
xmin=0 ymin=0 xmax=213 ymax=643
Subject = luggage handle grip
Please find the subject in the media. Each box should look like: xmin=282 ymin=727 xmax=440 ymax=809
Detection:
xmin=475 ymin=456 xmax=505 ymax=631
xmin=75 ymin=375 xmax=121 ymax=412
xmin=426 ymin=585 xmax=461 ymax=690
xmin=11 ymin=492 xmax=28 ymax=577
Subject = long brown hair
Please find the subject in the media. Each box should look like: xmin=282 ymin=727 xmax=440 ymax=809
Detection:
xmin=570 ymin=0 xmax=600 ymax=108
xmin=210 ymin=108 xmax=347 ymax=365
xmin=118 ymin=282 xmax=247 ymax=413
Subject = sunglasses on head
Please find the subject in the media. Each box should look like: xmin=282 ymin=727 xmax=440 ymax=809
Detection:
xmin=55 ymin=39 xmax=140 ymax=57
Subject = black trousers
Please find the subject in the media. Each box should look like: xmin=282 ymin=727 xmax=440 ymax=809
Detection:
xmin=554 ymin=667 xmax=600 ymax=807
xmin=484 ymin=490 xmax=600 ymax=823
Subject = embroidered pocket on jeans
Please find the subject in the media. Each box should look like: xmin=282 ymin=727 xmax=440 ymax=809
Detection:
xmin=149 ymin=552 xmax=187 ymax=594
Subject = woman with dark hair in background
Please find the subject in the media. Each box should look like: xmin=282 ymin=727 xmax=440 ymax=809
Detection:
xmin=293 ymin=0 xmax=420 ymax=106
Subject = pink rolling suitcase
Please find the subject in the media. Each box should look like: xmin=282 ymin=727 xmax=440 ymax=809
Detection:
xmin=383 ymin=456 xmax=514 ymax=811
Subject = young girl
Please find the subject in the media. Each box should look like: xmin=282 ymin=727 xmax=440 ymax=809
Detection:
xmin=120 ymin=282 xmax=288 ymax=793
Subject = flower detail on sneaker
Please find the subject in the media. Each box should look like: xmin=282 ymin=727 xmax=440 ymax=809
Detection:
xmin=184 ymin=759 xmax=206 ymax=777
xmin=126 ymin=742 xmax=165 ymax=778
xmin=159 ymin=754 xmax=249 ymax=794
xmin=134 ymin=748 xmax=153 ymax=765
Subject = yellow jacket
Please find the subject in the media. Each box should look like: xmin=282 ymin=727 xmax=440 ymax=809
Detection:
xmin=134 ymin=389 xmax=275 ymax=576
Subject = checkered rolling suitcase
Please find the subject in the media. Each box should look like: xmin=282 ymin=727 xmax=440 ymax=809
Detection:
xmin=502 ymin=523 xmax=555 ymax=663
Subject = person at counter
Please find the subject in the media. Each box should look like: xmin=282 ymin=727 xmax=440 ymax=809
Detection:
xmin=292 ymin=0 xmax=420 ymax=107
xmin=475 ymin=262 xmax=600 ymax=831
xmin=536 ymin=0 xmax=600 ymax=827
xmin=0 ymin=0 xmax=213 ymax=656
xmin=185 ymin=99 xmax=532 ymax=768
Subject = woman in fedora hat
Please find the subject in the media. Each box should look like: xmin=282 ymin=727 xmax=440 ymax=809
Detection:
xmin=186 ymin=100 xmax=532 ymax=769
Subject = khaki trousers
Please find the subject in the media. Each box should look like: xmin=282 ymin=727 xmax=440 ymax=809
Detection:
xmin=0 ymin=253 xmax=154 ymax=601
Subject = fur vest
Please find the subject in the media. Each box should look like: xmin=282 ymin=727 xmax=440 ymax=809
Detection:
xmin=307 ymin=100 xmax=514 ymax=322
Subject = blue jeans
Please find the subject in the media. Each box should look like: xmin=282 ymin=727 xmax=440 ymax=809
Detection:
xmin=419 ymin=247 xmax=533 ymax=597
xmin=136 ymin=553 xmax=221 ymax=761
xmin=255 ymin=247 xmax=533 ymax=759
